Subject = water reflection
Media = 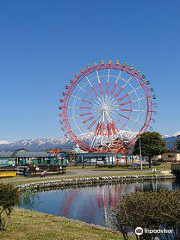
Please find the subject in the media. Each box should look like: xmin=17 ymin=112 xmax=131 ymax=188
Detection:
xmin=20 ymin=179 xmax=180 ymax=227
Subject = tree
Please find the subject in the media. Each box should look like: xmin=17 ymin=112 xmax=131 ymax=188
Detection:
xmin=176 ymin=137 xmax=180 ymax=151
xmin=0 ymin=183 xmax=20 ymax=230
xmin=112 ymin=190 xmax=180 ymax=240
xmin=133 ymin=131 xmax=167 ymax=168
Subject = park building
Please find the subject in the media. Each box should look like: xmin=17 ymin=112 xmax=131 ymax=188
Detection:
xmin=2 ymin=146 xmax=179 ymax=168
xmin=0 ymin=147 xmax=141 ymax=167
xmin=161 ymin=152 xmax=180 ymax=162
xmin=151 ymin=152 xmax=180 ymax=162
xmin=0 ymin=149 xmax=69 ymax=167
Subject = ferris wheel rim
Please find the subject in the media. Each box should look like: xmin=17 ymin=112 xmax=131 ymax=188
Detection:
xmin=59 ymin=62 xmax=155 ymax=150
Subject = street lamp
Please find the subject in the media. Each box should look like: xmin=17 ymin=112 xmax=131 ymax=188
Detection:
xmin=139 ymin=135 xmax=143 ymax=170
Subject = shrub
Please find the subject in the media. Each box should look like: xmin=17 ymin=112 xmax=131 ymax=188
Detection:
xmin=0 ymin=183 xmax=20 ymax=230
xmin=112 ymin=190 xmax=180 ymax=240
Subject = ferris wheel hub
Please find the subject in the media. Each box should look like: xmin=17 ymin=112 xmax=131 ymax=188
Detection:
xmin=102 ymin=106 xmax=107 ymax=110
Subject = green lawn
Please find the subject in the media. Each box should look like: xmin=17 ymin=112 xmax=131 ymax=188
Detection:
xmin=154 ymin=162 xmax=171 ymax=170
xmin=0 ymin=208 xmax=127 ymax=240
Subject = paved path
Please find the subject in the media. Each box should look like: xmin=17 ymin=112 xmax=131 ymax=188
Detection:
xmin=0 ymin=168 xmax=153 ymax=184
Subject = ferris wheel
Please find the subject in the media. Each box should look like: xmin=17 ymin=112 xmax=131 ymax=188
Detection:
xmin=59 ymin=60 xmax=156 ymax=152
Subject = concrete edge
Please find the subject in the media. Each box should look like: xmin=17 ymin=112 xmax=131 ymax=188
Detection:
xmin=17 ymin=174 xmax=177 ymax=191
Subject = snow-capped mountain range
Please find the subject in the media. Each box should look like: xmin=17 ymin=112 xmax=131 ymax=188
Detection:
xmin=0 ymin=131 xmax=179 ymax=152
xmin=0 ymin=130 xmax=137 ymax=152
xmin=0 ymin=138 xmax=73 ymax=152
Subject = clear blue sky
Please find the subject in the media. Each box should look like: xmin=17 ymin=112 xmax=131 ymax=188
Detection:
xmin=0 ymin=0 xmax=179 ymax=141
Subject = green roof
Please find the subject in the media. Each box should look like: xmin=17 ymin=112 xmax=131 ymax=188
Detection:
xmin=0 ymin=151 xmax=67 ymax=158
xmin=77 ymin=152 xmax=115 ymax=157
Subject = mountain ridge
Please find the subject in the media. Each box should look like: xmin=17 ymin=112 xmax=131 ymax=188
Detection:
xmin=0 ymin=131 xmax=179 ymax=152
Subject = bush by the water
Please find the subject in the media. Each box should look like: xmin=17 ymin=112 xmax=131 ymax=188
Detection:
xmin=0 ymin=183 xmax=20 ymax=230
xmin=112 ymin=189 xmax=180 ymax=240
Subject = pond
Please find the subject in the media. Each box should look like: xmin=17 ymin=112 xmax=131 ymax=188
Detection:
xmin=19 ymin=179 xmax=180 ymax=228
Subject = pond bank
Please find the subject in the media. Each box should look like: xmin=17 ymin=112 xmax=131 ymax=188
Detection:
xmin=17 ymin=174 xmax=176 ymax=190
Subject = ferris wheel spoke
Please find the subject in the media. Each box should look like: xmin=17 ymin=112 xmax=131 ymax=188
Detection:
xmin=81 ymin=98 xmax=101 ymax=107
xmin=114 ymin=98 xmax=146 ymax=107
xmin=71 ymin=94 xmax=83 ymax=101
xmin=118 ymin=119 xmax=131 ymax=132
xmin=115 ymin=71 xmax=122 ymax=84
xmin=71 ymin=114 xmax=87 ymax=134
xmin=117 ymin=85 xmax=142 ymax=102
xmin=119 ymin=113 xmax=143 ymax=127
xmin=87 ymin=112 xmax=102 ymax=130
xmin=85 ymin=76 xmax=99 ymax=97
xmin=68 ymin=115 xmax=82 ymax=120
xmin=70 ymin=123 xmax=86 ymax=133
xmin=130 ymin=117 xmax=144 ymax=125
xmin=113 ymin=76 xmax=133 ymax=98
xmin=110 ymin=71 xmax=122 ymax=96
xmin=120 ymin=122 xmax=131 ymax=132
xmin=77 ymin=75 xmax=102 ymax=105
xmin=106 ymin=69 xmax=110 ymax=94
xmin=118 ymin=113 xmax=130 ymax=120
xmin=118 ymin=100 xmax=132 ymax=106
xmin=131 ymin=98 xmax=146 ymax=103
xmin=71 ymin=95 xmax=100 ymax=107
xmin=77 ymin=84 xmax=88 ymax=94
xmin=113 ymin=98 xmax=146 ymax=108
xmin=108 ymin=95 xmax=117 ymax=106
xmin=117 ymin=93 xmax=129 ymax=102
xmin=71 ymin=94 xmax=99 ymax=107
xmin=68 ymin=109 xmax=100 ymax=120
xmin=127 ymin=85 xmax=142 ymax=96
xmin=119 ymin=109 xmax=133 ymax=112
xmin=68 ymin=106 xmax=92 ymax=110
xmin=118 ymin=113 xmax=142 ymax=127
xmin=120 ymin=76 xmax=133 ymax=90
xmin=110 ymin=83 xmax=117 ymax=97
xmin=109 ymin=111 xmax=131 ymax=133
xmin=87 ymin=120 xmax=97 ymax=130
xmin=80 ymin=112 xmax=93 ymax=117
xmin=119 ymin=108 xmax=147 ymax=113
xmin=72 ymin=110 xmax=102 ymax=132
xmin=82 ymin=116 xmax=94 ymax=124
xmin=96 ymin=70 xmax=103 ymax=96
xmin=93 ymin=97 xmax=103 ymax=107
xmin=81 ymin=109 xmax=101 ymax=118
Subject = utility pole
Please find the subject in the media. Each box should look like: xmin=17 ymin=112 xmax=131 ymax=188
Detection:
xmin=139 ymin=135 xmax=143 ymax=170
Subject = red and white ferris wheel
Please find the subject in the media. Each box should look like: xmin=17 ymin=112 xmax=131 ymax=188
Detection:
xmin=59 ymin=60 xmax=156 ymax=152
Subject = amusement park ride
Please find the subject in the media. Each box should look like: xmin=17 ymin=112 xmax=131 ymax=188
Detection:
xmin=59 ymin=60 xmax=156 ymax=154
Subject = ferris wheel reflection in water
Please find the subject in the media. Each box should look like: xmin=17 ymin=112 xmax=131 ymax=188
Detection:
xmin=20 ymin=179 xmax=180 ymax=228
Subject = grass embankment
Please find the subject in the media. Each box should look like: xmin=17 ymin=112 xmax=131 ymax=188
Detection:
xmin=0 ymin=208 xmax=126 ymax=240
